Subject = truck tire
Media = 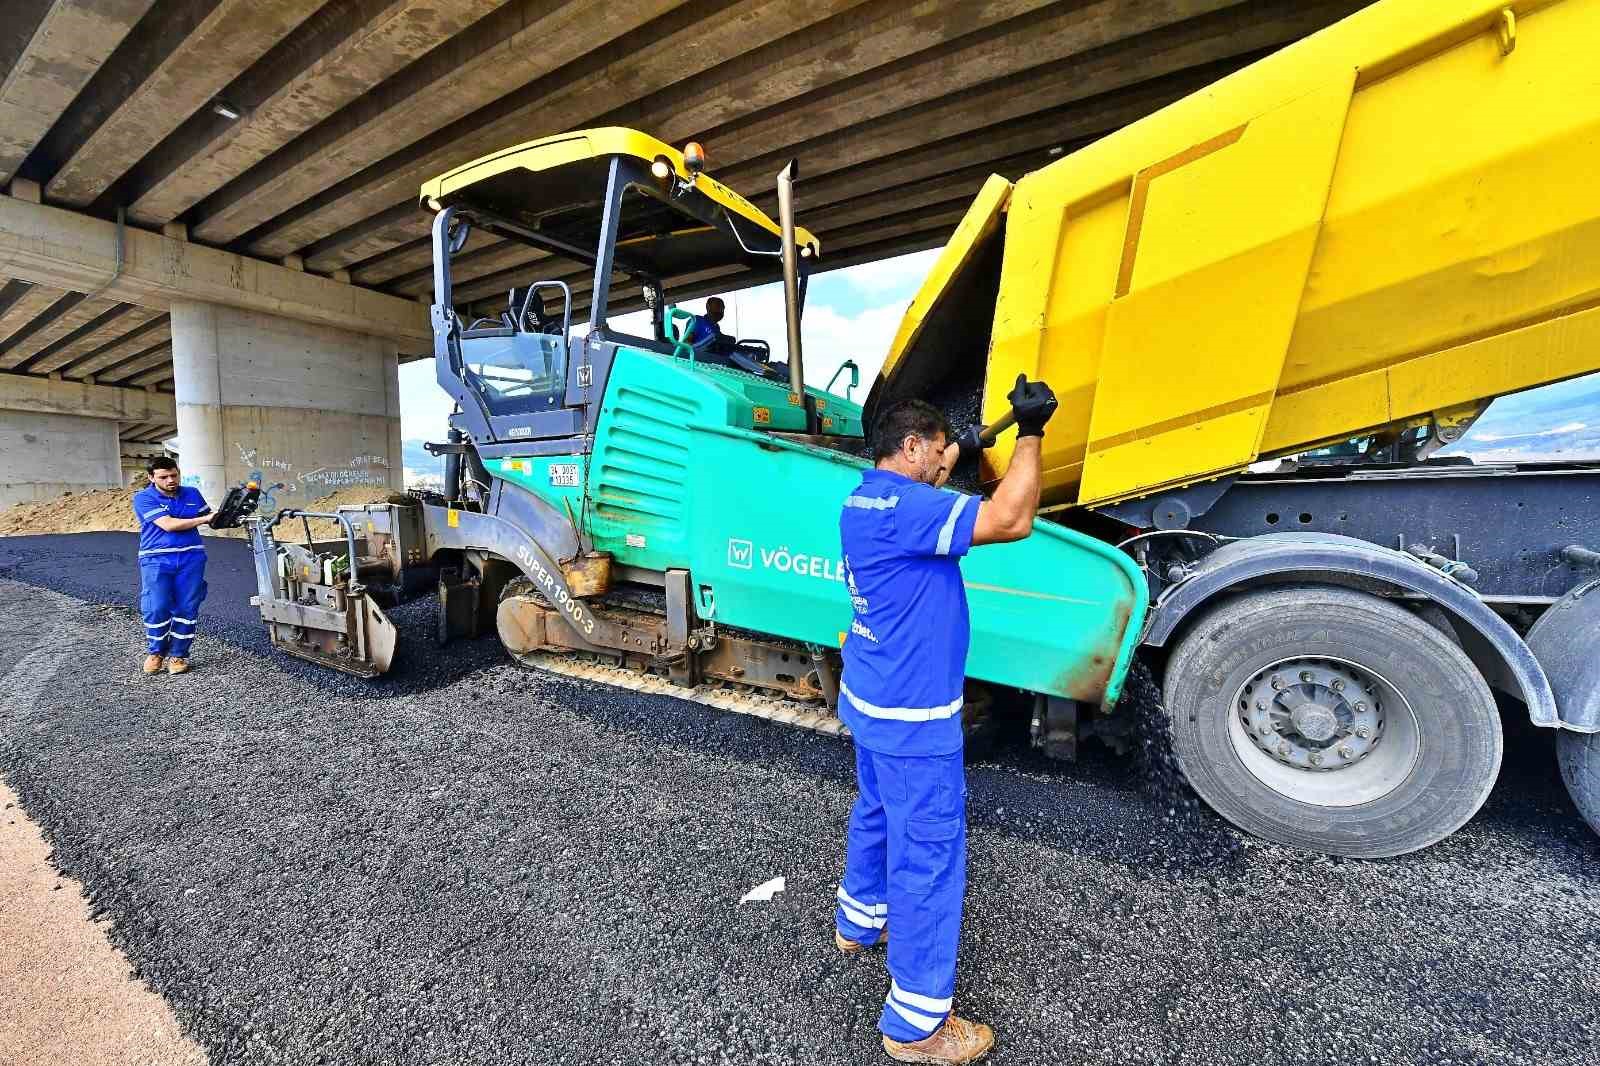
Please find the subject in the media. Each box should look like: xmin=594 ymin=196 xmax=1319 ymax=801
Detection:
xmin=1163 ymin=585 xmax=1502 ymax=858
xmin=1557 ymin=731 xmax=1600 ymax=837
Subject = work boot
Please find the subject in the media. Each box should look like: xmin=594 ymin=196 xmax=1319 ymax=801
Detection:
xmin=835 ymin=927 xmax=888 ymax=954
xmin=883 ymin=1016 xmax=994 ymax=1064
xmin=142 ymin=654 xmax=164 ymax=675
xmin=166 ymin=657 xmax=191 ymax=675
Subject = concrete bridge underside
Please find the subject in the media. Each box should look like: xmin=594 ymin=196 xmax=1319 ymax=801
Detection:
xmin=0 ymin=0 xmax=1365 ymax=506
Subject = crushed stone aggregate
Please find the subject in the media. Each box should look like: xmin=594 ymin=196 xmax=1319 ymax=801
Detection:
xmin=0 ymin=533 xmax=1598 ymax=1066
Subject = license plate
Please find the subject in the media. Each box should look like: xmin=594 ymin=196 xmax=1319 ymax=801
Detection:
xmin=548 ymin=463 xmax=580 ymax=487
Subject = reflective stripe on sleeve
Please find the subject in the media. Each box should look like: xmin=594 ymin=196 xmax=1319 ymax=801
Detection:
xmin=843 ymin=495 xmax=899 ymax=510
xmin=935 ymin=494 xmax=971 ymax=556
xmin=138 ymin=545 xmax=206 ymax=556
xmin=840 ymin=680 xmax=962 ymax=723
xmin=140 ymin=508 xmax=169 ymax=520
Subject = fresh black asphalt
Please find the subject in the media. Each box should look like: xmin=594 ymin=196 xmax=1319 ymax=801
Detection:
xmin=1 ymin=533 xmax=1597 ymax=1065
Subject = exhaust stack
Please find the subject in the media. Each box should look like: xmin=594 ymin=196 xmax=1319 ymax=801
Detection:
xmin=776 ymin=160 xmax=805 ymax=401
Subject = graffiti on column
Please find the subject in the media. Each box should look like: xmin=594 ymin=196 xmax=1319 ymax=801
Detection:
xmin=232 ymin=441 xmax=389 ymax=517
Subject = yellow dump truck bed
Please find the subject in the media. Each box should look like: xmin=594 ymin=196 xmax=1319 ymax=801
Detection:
xmin=879 ymin=0 xmax=1600 ymax=510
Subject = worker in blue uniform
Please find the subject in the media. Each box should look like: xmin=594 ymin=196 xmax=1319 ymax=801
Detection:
xmin=132 ymin=456 xmax=214 ymax=675
xmin=835 ymin=375 xmax=1057 ymax=1064
xmin=683 ymin=296 xmax=726 ymax=349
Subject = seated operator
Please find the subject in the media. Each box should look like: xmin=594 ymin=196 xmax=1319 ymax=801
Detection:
xmin=683 ymin=296 xmax=726 ymax=350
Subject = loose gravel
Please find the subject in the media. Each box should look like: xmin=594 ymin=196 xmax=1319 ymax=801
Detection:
xmin=1 ymin=535 xmax=1599 ymax=1066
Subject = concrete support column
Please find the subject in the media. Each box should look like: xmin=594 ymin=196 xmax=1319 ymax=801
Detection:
xmin=170 ymin=301 xmax=402 ymax=511
xmin=0 ymin=412 xmax=122 ymax=510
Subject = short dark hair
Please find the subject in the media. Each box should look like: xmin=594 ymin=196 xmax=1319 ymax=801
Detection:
xmin=870 ymin=398 xmax=951 ymax=461
xmin=146 ymin=456 xmax=178 ymax=475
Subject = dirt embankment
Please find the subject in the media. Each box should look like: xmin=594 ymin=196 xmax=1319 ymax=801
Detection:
xmin=0 ymin=483 xmax=392 ymax=542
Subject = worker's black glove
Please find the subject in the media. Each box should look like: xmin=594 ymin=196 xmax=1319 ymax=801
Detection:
xmin=1008 ymin=374 xmax=1059 ymax=438
xmin=954 ymin=424 xmax=989 ymax=462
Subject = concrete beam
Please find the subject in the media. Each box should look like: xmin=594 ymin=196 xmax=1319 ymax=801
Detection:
xmin=98 ymin=344 xmax=173 ymax=387
xmin=122 ymin=362 xmax=176 ymax=390
xmin=326 ymin=0 xmax=1342 ymax=277
xmin=0 ymin=371 xmax=175 ymax=422
xmin=704 ymin=0 xmax=1250 ymax=173
xmin=28 ymin=304 xmax=161 ymax=376
xmin=349 ymin=236 xmax=432 ymax=287
xmin=0 ymin=280 xmax=69 ymax=346
xmin=0 ymin=195 xmax=429 ymax=348
xmin=58 ymin=314 xmax=169 ymax=381
xmin=300 ymin=0 xmax=1047 ymax=272
xmin=0 ymin=294 xmax=121 ymax=372
xmin=0 ymin=0 xmax=155 ymax=186
xmin=0 ymin=2 xmax=52 ymax=83
xmin=44 ymin=0 xmax=326 ymax=207
xmin=188 ymin=0 xmax=692 ymax=248
xmin=124 ymin=0 xmax=509 ymax=226
xmin=241 ymin=0 xmax=862 ymax=260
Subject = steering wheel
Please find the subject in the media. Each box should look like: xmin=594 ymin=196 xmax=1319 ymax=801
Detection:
xmin=727 ymin=339 xmax=786 ymax=381
xmin=729 ymin=350 xmax=784 ymax=380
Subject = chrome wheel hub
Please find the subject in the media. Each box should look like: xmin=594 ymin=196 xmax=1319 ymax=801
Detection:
xmin=1238 ymin=659 xmax=1384 ymax=773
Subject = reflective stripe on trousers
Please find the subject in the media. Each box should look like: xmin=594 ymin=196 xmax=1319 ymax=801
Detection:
xmin=836 ymin=743 xmax=967 ymax=1042
xmin=140 ymin=552 xmax=207 ymax=657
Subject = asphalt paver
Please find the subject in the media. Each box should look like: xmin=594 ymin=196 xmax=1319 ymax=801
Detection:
xmin=1 ymin=534 xmax=1598 ymax=1066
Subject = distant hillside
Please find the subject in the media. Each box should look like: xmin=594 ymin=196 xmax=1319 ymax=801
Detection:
xmin=1444 ymin=372 xmax=1600 ymax=462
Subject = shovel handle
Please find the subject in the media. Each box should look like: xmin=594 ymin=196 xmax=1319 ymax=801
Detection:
xmin=977 ymin=409 xmax=1017 ymax=446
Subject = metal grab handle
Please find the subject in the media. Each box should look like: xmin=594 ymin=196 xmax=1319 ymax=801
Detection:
xmin=826 ymin=359 xmax=860 ymax=400
xmin=273 ymin=509 xmax=362 ymax=588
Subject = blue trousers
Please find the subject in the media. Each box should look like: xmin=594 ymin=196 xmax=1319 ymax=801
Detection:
xmin=836 ymin=743 xmax=967 ymax=1042
xmin=139 ymin=552 xmax=207 ymax=657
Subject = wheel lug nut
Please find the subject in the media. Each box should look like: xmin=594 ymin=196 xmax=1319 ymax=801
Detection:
xmin=1299 ymin=671 xmax=1314 ymax=684
xmin=1354 ymin=702 xmax=1368 ymax=713
xmin=1256 ymin=700 xmax=1267 ymax=711
xmin=1331 ymin=679 xmax=1345 ymax=693
xmin=1277 ymin=743 xmax=1291 ymax=756
xmin=1356 ymin=727 xmax=1371 ymax=739
xmin=1271 ymin=676 xmax=1284 ymax=690
xmin=1338 ymin=746 xmax=1354 ymax=759
xmin=1309 ymin=753 xmax=1323 ymax=766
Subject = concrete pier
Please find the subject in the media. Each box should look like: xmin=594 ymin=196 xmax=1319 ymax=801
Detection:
xmin=0 ymin=410 xmax=121 ymax=511
xmin=0 ymin=375 xmax=175 ymax=509
xmin=170 ymin=302 xmax=401 ymax=511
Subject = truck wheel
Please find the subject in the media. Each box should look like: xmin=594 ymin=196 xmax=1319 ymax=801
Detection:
xmin=1163 ymin=585 xmax=1502 ymax=858
xmin=1557 ymin=731 xmax=1600 ymax=837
